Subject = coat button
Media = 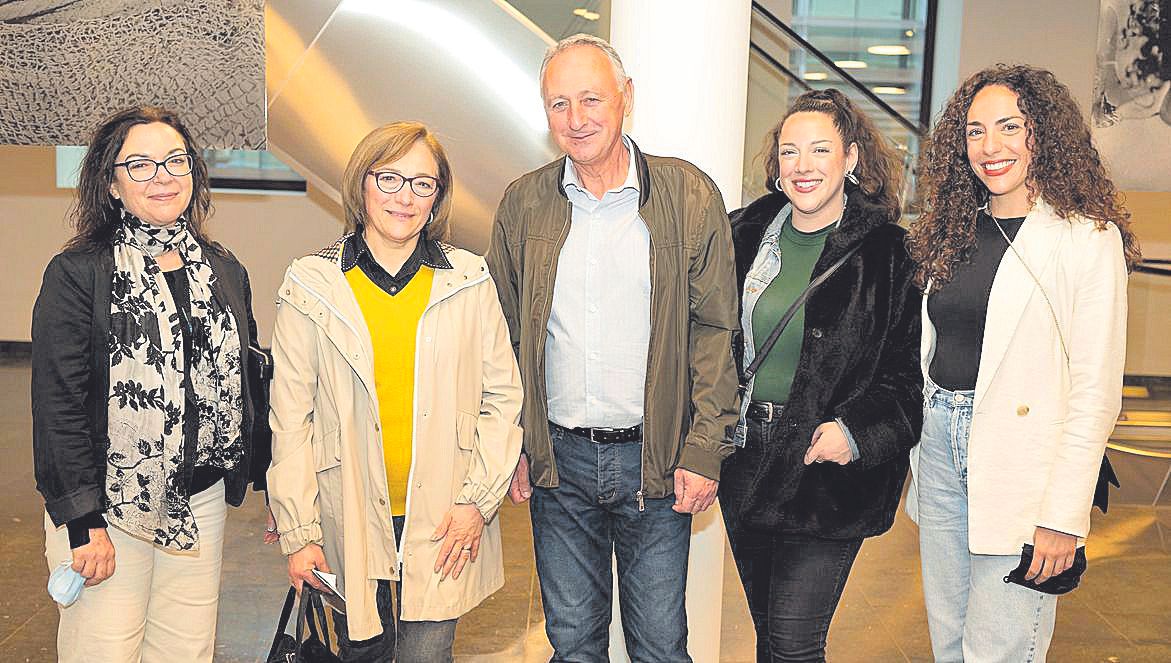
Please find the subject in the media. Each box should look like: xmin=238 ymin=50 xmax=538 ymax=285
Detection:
xmin=811 ymin=328 xmax=823 ymax=339
xmin=1017 ymin=405 xmax=1030 ymax=416
xmin=379 ymin=498 xmax=386 ymax=505
xmin=374 ymin=423 xmax=380 ymax=431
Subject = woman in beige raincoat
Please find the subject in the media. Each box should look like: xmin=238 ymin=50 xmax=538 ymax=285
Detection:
xmin=266 ymin=121 xmax=523 ymax=662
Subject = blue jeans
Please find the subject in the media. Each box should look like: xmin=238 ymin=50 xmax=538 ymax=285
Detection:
xmin=530 ymin=423 xmax=692 ymax=662
xmin=334 ymin=516 xmax=459 ymax=663
xmin=916 ymin=379 xmax=1057 ymax=663
xmin=721 ymin=417 xmax=863 ymax=663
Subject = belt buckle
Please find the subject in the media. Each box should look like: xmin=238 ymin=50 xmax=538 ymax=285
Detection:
xmin=763 ymin=402 xmax=775 ymax=422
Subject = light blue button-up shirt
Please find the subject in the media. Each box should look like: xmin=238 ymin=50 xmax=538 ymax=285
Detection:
xmin=545 ymin=136 xmax=651 ymax=429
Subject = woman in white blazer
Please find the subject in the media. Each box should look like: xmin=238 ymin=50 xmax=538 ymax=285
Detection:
xmin=906 ymin=64 xmax=1141 ymax=662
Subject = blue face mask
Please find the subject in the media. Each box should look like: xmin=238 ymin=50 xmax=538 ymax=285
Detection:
xmin=47 ymin=561 xmax=85 ymax=606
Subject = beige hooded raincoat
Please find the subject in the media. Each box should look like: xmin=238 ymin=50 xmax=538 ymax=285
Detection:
xmin=267 ymin=236 xmax=523 ymax=640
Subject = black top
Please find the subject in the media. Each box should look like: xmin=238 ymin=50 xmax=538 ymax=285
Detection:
xmin=342 ymin=227 xmax=452 ymax=296
xmin=928 ymin=212 xmax=1025 ymax=390
xmin=163 ymin=268 xmax=224 ymax=498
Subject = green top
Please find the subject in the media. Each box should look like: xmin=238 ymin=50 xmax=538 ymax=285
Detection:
xmin=750 ymin=219 xmax=833 ymax=403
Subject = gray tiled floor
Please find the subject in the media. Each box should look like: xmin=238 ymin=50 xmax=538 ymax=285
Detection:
xmin=2 ymin=360 xmax=1169 ymax=662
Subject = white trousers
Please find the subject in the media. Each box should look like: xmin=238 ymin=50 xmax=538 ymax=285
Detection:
xmin=44 ymin=480 xmax=227 ymax=663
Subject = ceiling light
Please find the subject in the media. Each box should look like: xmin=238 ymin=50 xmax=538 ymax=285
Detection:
xmin=573 ymin=7 xmax=600 ymax=21
xmin=804 ymin=72 xmax=829 ymax=81
xmin=867 ymin=44 xmax=911 ymax=56
xmin=834 ymin=60 xmax=868 ymax=69
xmin=872 ymin=86 xmax=907 ymax=95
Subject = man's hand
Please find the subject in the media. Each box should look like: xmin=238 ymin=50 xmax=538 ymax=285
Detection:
xmin=508 ymin=454 xmax=532 ymax=504
xmin=432 ymin=505 xmax=486 ymax=581
xmin=72 ymin=528 xmax=115 ymax=587
xmin=287 ymin=543 xmax=330 ymax=593
xmin=1027 ymin=527 xmax=1077 ymax=584
xmin=672 ymin=468 xmax=718 ymax=514
xmin=804 ymin=421 xmax=854 ymax=466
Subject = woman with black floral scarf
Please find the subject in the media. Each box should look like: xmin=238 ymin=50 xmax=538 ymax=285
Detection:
xmin=31 ymin=106 xmax=269 ymax=662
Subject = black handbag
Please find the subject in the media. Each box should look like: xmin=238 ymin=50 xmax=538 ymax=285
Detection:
xmin=267 ymin=587 xmax=342 ymax=663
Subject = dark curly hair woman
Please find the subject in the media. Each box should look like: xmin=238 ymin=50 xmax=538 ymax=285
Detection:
xmin=906 ymin=64 xmax=1139 ymax=661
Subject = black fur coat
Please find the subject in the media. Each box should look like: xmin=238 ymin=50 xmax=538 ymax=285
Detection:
xmin=722 ymin=187 xmax=923 ymax=538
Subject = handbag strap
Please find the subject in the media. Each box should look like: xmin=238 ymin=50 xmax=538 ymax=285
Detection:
xmin=305 ymin=588 xmax=333 ymax=650
xmin=293 ymin=586 xmax=312 ymax=660
xmin=266 ymin=587 xmax=298 ymax=661
xmin=742 ymin=242 xmax=862 ymax=388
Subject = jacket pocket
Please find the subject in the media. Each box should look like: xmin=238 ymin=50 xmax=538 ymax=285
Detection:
xmin=314 ymin=426 xmax=342 ymax=471
xmin=455 ymin=411 xmax=477 ymax=451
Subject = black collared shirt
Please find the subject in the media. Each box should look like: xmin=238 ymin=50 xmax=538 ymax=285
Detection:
xmin=342 ymin=227 xmax=453 ymax=296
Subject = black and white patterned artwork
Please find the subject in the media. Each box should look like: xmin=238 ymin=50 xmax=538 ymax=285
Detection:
xmin=1093 ymin=0 xmax=1171 ymax=191
xmin=0 ymin=0 xmax=265 ymax=149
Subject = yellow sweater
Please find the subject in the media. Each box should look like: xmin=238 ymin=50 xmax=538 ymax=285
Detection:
xmin=346 ymin=265 xmax=434 ymax=516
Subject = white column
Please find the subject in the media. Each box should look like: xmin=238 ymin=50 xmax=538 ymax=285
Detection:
xmin=608 ymin=3 xmax=752 ymax=662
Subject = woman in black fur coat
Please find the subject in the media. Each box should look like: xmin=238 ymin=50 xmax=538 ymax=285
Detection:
xmin=719 ymin=89 xmax=923 ymax=662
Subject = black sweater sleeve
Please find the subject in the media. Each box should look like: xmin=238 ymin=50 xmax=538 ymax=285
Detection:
xmin=32 ymin=252 xmax=107 ymax=526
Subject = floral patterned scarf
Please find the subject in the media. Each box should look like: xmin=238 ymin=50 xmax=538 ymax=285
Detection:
xmin=106 ymin=215 xmax=242 ymax=550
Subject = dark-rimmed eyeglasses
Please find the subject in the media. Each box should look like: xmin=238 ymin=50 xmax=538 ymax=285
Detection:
xmin=367 ymin=171 xmax=440 ymax=197
xmin=113 ymin=153 xmax=194 ymax=182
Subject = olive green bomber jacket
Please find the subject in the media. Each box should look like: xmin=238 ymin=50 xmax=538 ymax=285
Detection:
xmin=485 ymin=140 xmax=740 ymax=497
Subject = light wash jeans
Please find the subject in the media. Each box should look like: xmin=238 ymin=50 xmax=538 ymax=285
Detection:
xmin=916 ymin=378 xmax=1057 ymax=663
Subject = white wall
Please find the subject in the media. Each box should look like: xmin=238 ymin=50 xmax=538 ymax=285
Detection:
xmin=0 ymin=145 xmax=344 ymax=345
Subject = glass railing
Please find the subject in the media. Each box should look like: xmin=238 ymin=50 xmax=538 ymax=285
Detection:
xmin=746 ymin=1 xmax=926 ymax=215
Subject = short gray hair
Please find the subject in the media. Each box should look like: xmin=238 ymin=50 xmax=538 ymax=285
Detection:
xmin=539 ymin=33 xmax=629 ymax=96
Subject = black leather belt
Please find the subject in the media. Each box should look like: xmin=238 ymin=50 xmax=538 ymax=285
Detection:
xmin=550 ymin=421 xmax=642 ymax=444
xmin=746 ymin=400 xmax=785 ymax=422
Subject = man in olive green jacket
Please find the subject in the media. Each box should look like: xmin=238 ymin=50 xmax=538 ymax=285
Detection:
xmin=485 ymin=34 xmax=739 ymax=661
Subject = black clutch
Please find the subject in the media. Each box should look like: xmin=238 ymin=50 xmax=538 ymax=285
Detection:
xmin=1003 ymin=544 xmax=1087 ymax=595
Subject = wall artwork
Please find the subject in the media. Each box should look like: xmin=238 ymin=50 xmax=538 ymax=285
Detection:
xmin=1092 ymin=0 xmax=1170 ymax=191
xmin=0 ymin=0 xmax=265 ymax=149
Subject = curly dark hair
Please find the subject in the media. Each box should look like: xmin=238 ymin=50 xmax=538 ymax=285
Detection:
xmin=907 ymin=64 xmax=1141 ymax=288
xmin=762 ymin=88 xmax=904 ymax=220
xmin=65 ymin=106 xmax=213 ymax=252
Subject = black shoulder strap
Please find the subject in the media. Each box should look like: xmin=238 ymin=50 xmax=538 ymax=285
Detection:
xmin=266 ymin=587 xmax=298 ymax=661
xmin=741 ymin=242 xmax=862 ymax=389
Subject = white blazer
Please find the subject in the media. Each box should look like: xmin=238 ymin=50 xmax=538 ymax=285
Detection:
xmin=907 ymin=198 xmax=1128 ymax=555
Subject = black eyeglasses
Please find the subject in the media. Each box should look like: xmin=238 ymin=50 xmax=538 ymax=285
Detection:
xmin=367 ymin=171 xmax=440 ymax=197
xmin=113 ymin=153 xmax=194 ymax=182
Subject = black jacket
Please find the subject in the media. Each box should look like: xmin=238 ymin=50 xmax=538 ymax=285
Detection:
xmin=31 ymin=240 xmax=269 ymax=527
xmin=724 ymin=188 xmax=923 ymax=538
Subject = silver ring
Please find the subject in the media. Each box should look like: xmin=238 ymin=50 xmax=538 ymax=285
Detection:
xmin=461 ymin=547 xmax=472 ymax=553
xmin=265 ymin=527 xmax=278 ymax=533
